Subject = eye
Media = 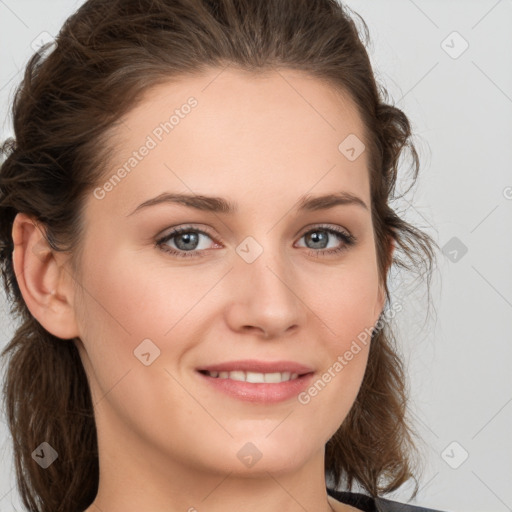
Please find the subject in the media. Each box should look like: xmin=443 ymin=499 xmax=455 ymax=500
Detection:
xmin=295 ymin=225 xmax=356 ymax=257
xmin=156 ymin=226 xmax=219 ymax=258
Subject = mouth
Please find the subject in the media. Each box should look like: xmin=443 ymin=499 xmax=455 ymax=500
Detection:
xmin=196 ymin=359 xmax=315 ymax=376
xmin=197 ymin=369 xmax=312 ymax=383
xmin=195 ymin=365 xmax=316 ymax=403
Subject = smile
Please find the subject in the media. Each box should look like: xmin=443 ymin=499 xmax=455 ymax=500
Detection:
xmin=199 ymin=370 xmax=300 ymax=383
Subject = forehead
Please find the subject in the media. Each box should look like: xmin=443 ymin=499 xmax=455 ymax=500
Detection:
xmin=94 ymin=67 xmax=370 ymax=217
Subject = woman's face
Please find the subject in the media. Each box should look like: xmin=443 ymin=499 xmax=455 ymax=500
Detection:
xmin=72 ymin=67 xmax=386 ymax=480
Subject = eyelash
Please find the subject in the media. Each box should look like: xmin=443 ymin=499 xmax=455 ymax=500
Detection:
xmin=155 ymin=224 xmax=356 ymax=259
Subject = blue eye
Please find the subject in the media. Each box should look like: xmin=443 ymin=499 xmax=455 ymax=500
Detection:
xmin=296 ymin=226 xmax=356 ymax=257
xmin=156 ymin=226 xmax=216 ymax=258
xmin=156 ymin=225 xmax=356 ymax=259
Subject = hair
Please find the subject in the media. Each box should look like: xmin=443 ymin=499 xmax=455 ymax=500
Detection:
xmin=0 ymin=1 xmax=438 ymax=511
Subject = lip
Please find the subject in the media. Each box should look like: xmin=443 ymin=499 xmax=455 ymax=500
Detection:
xmin=196 ymin=371 xmax=315 ymax=404
xmin=195 ymin=360 xmax=316 ymax=404
xmin=196 ymin=359 xmax=315 ymax=375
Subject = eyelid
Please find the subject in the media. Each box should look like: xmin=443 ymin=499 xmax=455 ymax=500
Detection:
xmin=157 ymin=223 xmax=219 ymax=241
xmin=296 ymin=223 xmax=352 ymax=239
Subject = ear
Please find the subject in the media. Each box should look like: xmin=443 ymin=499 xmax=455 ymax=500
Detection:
xmin=11 ymin=213 xmax=80 ymax=339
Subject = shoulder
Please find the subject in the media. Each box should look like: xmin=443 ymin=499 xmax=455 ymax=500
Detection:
xmin=327 ymin=488 xmax=449 ymax=512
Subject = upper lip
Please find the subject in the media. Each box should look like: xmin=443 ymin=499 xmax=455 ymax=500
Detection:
xmin=197 ymin=360 xmax=315 ymax=375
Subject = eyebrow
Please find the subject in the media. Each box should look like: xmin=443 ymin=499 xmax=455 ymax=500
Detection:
xmin=127 ymin=191 xmax=368 ymax=216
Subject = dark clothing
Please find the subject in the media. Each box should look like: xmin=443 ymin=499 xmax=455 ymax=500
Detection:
xmin=327 ymin=488 xmax=449 ymax=512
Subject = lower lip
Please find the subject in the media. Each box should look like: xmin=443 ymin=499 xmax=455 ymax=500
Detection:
xmin=196 ymin=371 xmax=315 ymax=403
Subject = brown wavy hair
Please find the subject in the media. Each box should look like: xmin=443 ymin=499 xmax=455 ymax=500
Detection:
xmin=0 ymin=1 xmax=438 ymax=511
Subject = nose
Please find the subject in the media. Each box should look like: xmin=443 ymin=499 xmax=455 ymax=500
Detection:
xmin=224 ymin=245 xmax=302 ymax=339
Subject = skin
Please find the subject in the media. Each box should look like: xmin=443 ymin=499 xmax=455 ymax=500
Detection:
xmin=12 ymin=67 xmax=393 ymax=512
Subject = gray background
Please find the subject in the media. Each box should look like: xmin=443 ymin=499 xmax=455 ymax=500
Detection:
xmin=1 ymin=1 xmax=511 ymax=511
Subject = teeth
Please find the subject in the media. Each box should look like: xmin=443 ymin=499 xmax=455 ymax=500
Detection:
xmin=204 ymin=370 xmax=300 ymax=383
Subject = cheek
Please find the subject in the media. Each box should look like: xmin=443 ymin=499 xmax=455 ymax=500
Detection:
xmin=73 ymin=247 xmax=209 ymax=434
xmin=298 ymin=286 xmax=374 ymax=442
xmin=73 ymin=242 xmax=225 ymax=402
xmin=313 ymin=254 xmax=381 ymax=344
xmin=78 ymin=244 xmax=214 ymax=340
xmin=302 ymin=256 xmax=379 ymax=411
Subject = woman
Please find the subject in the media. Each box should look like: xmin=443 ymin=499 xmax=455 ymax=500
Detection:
xmin=0 ymin=1 xmax=441 ymax=511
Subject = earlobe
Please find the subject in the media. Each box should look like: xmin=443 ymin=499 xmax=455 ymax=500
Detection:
xmin=11 ymin=213 xmax=80 ymax=340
